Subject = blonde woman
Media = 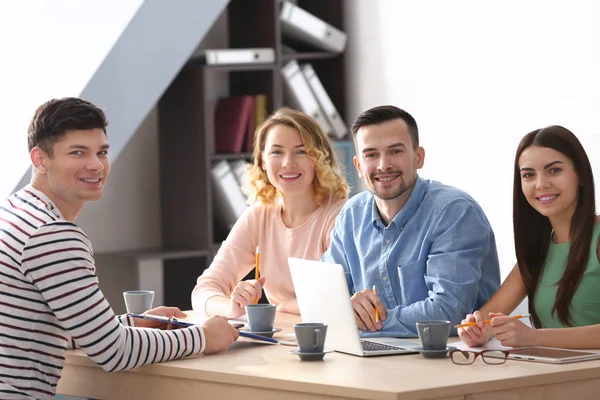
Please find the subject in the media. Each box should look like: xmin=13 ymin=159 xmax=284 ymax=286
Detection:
xmin=192 ymin=108 xmax=349 ymax=319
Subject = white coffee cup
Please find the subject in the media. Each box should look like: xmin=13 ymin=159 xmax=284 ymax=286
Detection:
xmin=123 ymin=290 xmax=154 ymax=314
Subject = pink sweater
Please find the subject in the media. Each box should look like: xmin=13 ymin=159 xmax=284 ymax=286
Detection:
xmin=192 ymin=198 xmax=345 ymax=317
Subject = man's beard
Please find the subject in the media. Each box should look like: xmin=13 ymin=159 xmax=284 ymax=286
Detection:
xmin=369 ymin=171 xmax=416 ymax=201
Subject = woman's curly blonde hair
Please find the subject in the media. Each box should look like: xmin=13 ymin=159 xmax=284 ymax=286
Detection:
xmin=245 ymin=108 xmax=349 ymax=206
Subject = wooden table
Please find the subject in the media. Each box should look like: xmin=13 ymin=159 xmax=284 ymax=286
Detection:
xmin=57 ymin=312 xmax=600 ymax=400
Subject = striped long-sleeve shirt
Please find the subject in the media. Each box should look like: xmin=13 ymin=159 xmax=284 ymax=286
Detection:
xmin=0 ymin=185 xmax=206 ymax=399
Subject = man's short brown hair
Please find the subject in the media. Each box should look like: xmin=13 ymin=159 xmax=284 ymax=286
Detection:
xmin=27 ymin=97 xmax=108 ymax=157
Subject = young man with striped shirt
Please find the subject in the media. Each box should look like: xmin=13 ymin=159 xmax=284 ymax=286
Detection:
xmin=0 ymin=98 xmax=239 ymax=399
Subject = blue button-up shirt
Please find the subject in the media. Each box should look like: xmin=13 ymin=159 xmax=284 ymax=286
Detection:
xmin=322 ymin=176 xmax=500 ymax=337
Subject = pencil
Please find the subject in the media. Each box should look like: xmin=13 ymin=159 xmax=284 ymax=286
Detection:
xmin=373 ymin=285 xmax=379 ymax=323
xmin=454 ymin=313 xmax=531 ymax=329
xmin=253 ymin=246 xmax=260 ymax=304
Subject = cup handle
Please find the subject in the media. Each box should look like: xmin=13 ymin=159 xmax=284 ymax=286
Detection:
xmin=314 ymin=329 xmax=321 ymax=350
xmin=423 ymin=327 xmax=430 ymax=345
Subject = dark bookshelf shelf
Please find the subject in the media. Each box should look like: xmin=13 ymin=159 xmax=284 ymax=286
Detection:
xmin=281 ymin=52 xmax=341 ymax=61
xmin=97 ymin=248 xmax=210 ymax=261
xmin=211 ymin=152 xmax=253 ymax=161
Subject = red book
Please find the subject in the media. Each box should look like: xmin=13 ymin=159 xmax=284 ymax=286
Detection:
xmin=214 ymin=96 xmax=255 ymax=153
xmin=245 ymin=94 xmax=267 ymax=152
xmin=244 ymin=98 xmax=256 ymax=153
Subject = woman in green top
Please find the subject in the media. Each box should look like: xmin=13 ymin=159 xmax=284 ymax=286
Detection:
xmin=459 ymin=125 xmax=599 ymax=348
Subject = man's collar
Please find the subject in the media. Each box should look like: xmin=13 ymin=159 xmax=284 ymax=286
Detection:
xmin=370 ymin=175 xmax=427 ymax=229
xmin=24 ymin=184 xmax=65 ymax=220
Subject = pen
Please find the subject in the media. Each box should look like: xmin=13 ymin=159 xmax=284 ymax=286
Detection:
xmin=239 ymin=331 xmax=278 ymax=344
xmin=128 ymin=313 xmax=193 ymax=327
xmin=454 ymin=313 xmax=531 ymax=329
xmin=373 ymin=285 xmax=379 ymax=324
xmin=254 ymin=245 xmax=260 ymax=304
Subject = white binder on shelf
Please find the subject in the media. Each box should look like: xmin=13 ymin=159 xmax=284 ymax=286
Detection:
xmin=211 ymin=160 xmax=248 ymax=229
xmin=279 ymin=1 xmax=347 ymax=53
xmin=281 ymin=60 xmax=332 ymax=134
xmin=229 ymin=159 xmax=251 ymax=200
xmin=300 ymin=63 xmax=348 ymax=139
xmin=204 ymin=48 xmax=275 ymax=65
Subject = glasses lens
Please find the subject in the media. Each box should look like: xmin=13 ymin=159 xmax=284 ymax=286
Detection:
xmin=451 ymin=350 xmax=476 ymax=365
xmin=482 ymin=351 xmax=508 ymax=364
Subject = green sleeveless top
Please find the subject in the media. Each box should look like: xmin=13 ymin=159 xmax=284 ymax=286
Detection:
xmin=533 ymin=223 xmax=600 ymax=328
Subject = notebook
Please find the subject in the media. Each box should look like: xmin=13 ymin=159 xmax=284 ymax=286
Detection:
xmin=501 ymin=347 xmax=600 ymax=364
xmin=288 ymin=257 xmax=419 ymax=357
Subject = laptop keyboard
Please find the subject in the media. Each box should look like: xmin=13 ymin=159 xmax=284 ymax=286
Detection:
xmin=361 ymin=340 xmax=403 ymax=352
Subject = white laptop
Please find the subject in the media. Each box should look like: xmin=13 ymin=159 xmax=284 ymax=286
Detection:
xmin=288 ymin=257 xmax=419 ymax=357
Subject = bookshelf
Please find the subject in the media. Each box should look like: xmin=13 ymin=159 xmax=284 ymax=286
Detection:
xmin=152 ymin=0 xmax=349 ymax=309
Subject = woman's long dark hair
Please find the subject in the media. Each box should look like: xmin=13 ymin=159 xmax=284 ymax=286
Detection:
xmin=513 ymin=126 xmax=595 ymax=328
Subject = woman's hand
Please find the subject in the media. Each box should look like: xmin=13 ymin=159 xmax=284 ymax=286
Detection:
xmin=458 ymin=310 xmax=490 ymax=347
xmin=227 ymin=276 xmax=267 ymax=318
xmin=489 ymin=312 xmax=538 ymax=347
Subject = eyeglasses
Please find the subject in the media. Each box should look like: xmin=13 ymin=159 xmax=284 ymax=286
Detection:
xmin=449 ymin=349 xmax=510 ymax=365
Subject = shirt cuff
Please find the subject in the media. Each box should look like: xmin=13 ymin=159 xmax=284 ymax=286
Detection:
xmin=197 ymin=325 xmax=206 ymax=354
xmin=117 ymin=314 xmax=136 ymax=327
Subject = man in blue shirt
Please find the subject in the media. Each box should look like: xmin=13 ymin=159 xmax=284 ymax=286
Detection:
xmin=322 ymin=105 xmax=500 ymax=337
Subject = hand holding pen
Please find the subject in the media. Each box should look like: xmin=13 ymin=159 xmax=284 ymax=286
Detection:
xmin=253 ymin=246 xmax=261 ymax=304
xmin=350 ymin=285 xmax=386 ymax=332
xmin=136 ymin=314 xmax=240 ymax=355
xmin=455 ymin=313 xmax=530 ymax=329
xmin=457 ymin=310 xmax=531 ymax=347
xmin=373 ymin=286 xmax=380 ymax=324
xmin=229 ymin=276 xmax=266 ymax=318
xmin=228 ymin=246 xmax=265 ymax=318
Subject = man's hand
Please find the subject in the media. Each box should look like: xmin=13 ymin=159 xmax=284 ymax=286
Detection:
xmin=227 ymin=276 xmax=267 ymax=318
xmin=351 ymin=288 xmax=386 ymax=332
xmin=202 ymin=315 xmax=239 ymax=354
xmin=133 ymin=306 xmax=187 ymax=329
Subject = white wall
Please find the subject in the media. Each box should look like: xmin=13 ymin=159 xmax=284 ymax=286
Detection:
xmin=345 ymin=0 xmax=600 ymax=281
xmin=0 ymin=0 xmax=143 ymax=198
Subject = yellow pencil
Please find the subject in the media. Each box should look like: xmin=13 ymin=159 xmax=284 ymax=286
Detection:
xmin=253 ymin=246 xmax=260 ymax=304
xmin=373 ymin=285 xmax=379 ymax=323
xmin=454 ymin=313 xmax=531 ymax=329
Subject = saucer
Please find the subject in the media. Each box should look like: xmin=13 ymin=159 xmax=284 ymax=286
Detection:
xmin=289 ymin=348 xmax=334 ymax=361
xmin=414 ymin=345 xmax=455 ymax=359
xmin=240 ymin=327 xmax=283 ymax=338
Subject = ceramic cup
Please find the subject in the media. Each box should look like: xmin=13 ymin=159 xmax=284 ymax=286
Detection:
xmin=245 ymin=303 xmax=277 ymax=332
xmin=416 ymin=320 xmax=451 ymax=350
xmin=294 ymin=323 xmax=328 ymax=353
xmin=123 ymin=290 xmax=155 ymax=314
